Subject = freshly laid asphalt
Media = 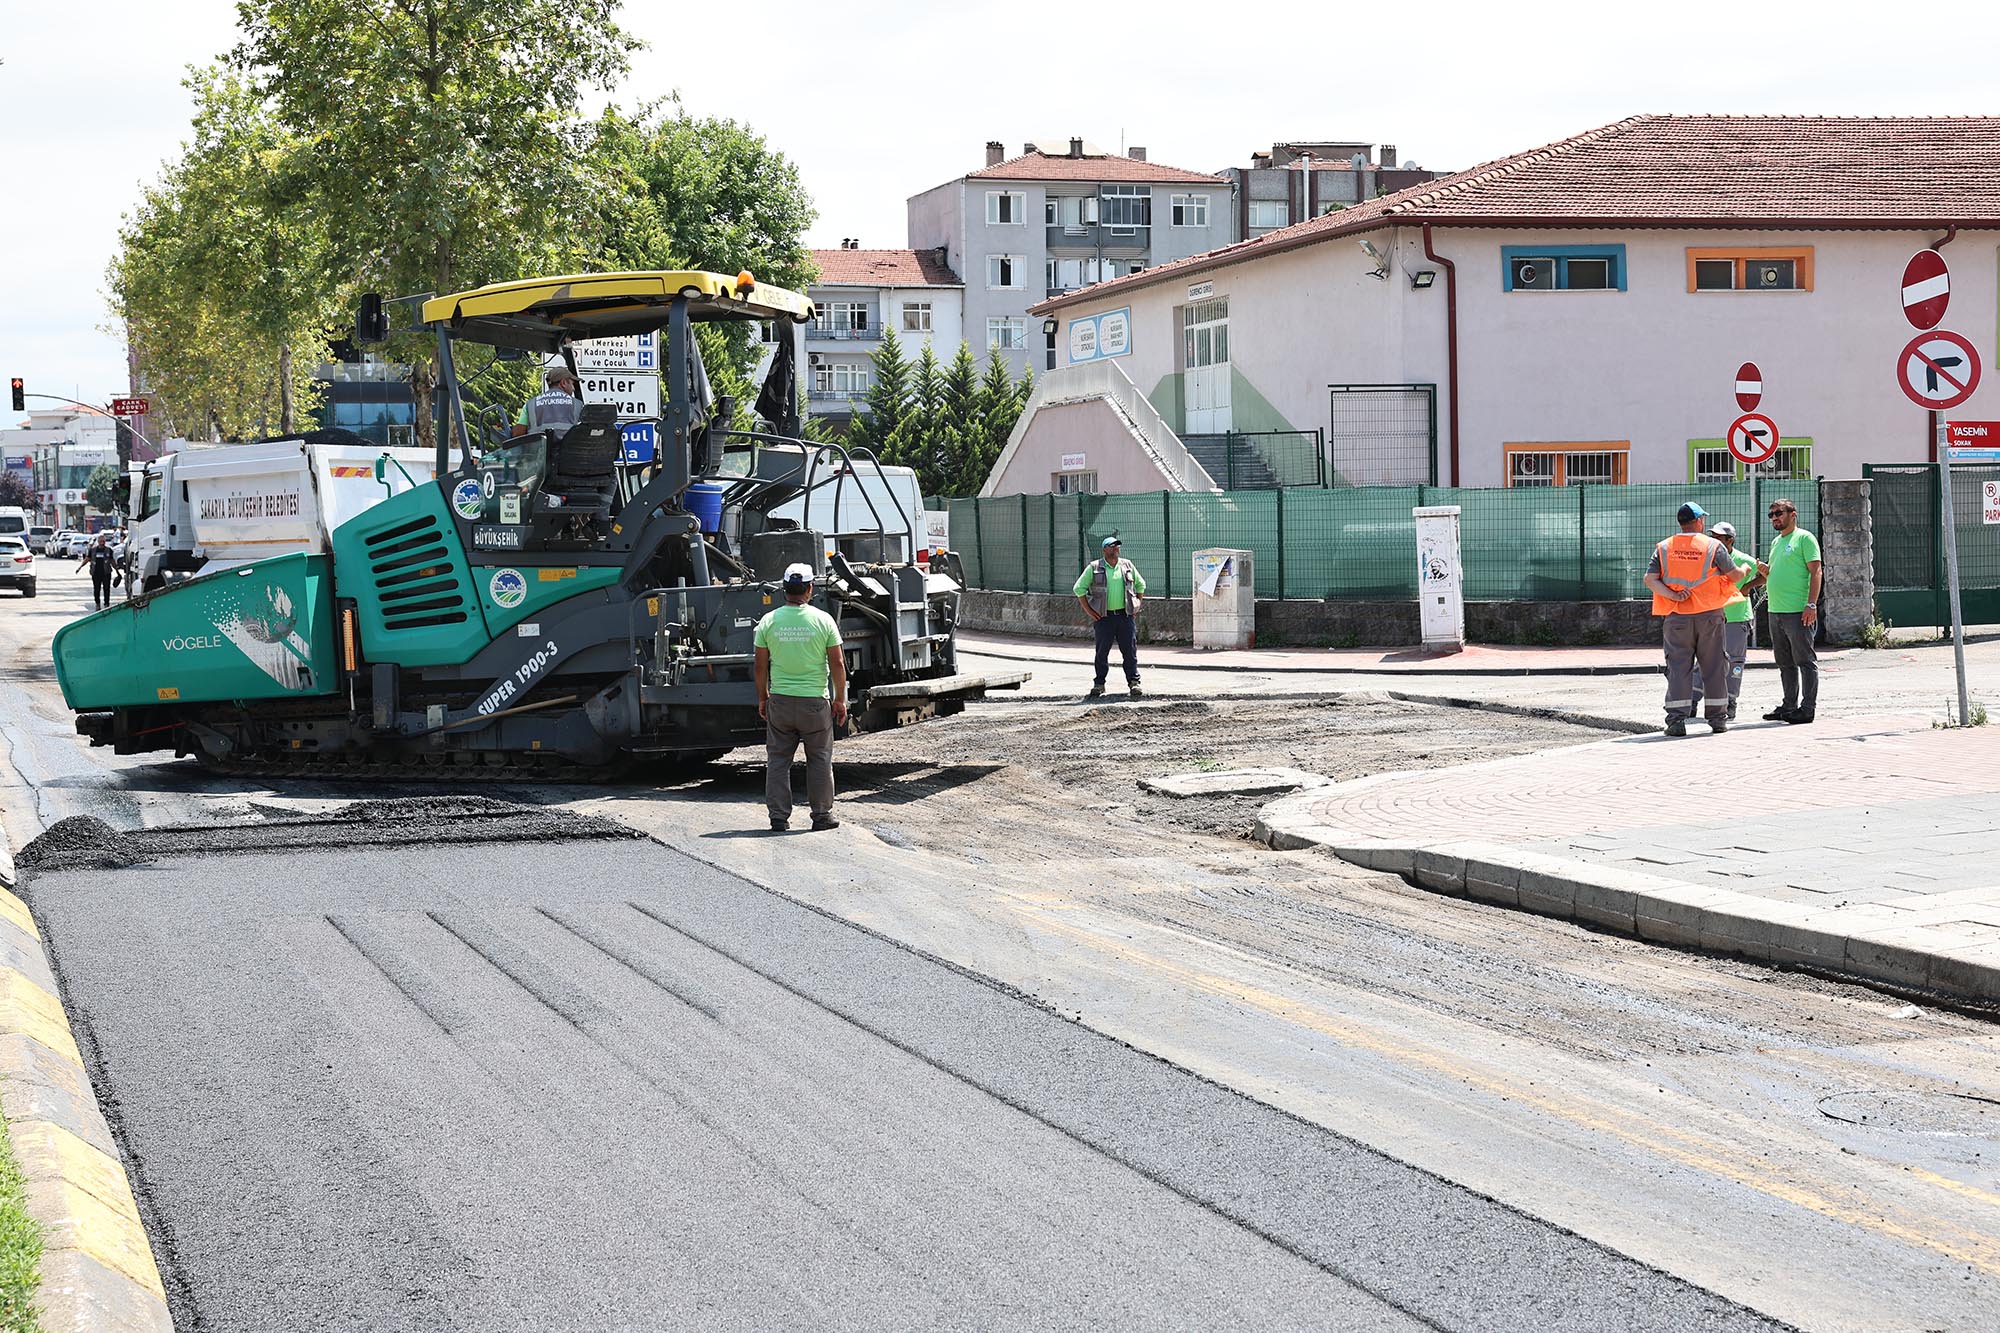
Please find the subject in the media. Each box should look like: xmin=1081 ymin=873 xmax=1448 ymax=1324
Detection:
xmin=22 ymin=806 xmax=1783 ymax=1332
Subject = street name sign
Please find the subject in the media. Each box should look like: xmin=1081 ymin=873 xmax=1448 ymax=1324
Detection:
xmin=1726 ymin=411 xmax=1780 ymax=465
xmin=578 ymin=371 xmax=660 ymax=418
xmin=1897 ymin=330 xmax=1982 ymax=410
xmin=1945 ymin=421 xmax=2000 ymax=463
xmin=618 ymin=421 xmax=657 ymax=465
xmin=1734 ymin=362 xmax=1762 ymax=412
xmin=1901 ymin=249 xmax=1951 ymax=330
xmin=110 ymin=397 xmax=149 ymax=417
xmin=572 ymin=334 xmax=658 ymax=373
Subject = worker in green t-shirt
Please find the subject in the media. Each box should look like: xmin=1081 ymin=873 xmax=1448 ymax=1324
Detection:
xmin=1690 ymin=520 xmax=1764 ymax=721
xmin=1761 ymin=498 xmax=1823 ymax=724
xmin=753 ymin=563 xmax=848 ymax=831
xmin=1074 ymin=535 xmax=1147 ymax=700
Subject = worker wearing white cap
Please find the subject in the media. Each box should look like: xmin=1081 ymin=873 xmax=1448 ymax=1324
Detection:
xmin=1690 ymin=520 xmax=1763 ymax=721
xmin=753 ymin=562 xmax=847 ymax=831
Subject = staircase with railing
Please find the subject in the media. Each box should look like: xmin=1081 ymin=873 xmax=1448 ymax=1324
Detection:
xmin=984 ymin=359 xmax=1216 ymax=494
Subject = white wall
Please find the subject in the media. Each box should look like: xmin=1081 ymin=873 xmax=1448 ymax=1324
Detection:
xmin=1048 ymin=224 xmax=1999 ymax=487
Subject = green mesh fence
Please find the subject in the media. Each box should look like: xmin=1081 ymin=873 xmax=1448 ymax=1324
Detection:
xmin=951 ymin=480 xmax=1820 ymax=602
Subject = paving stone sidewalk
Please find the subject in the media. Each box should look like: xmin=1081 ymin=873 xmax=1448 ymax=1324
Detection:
xmin=1256 ymin=713 xmax=2000 ymax=1005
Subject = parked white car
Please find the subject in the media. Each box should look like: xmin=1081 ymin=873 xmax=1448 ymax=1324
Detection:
xmin=0 ymin=537 xmax=35 ymax=598
xmin=26 ymin=525 xmax=55 ymax=554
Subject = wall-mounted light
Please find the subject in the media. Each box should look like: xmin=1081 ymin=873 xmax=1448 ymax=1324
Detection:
xmin=1042 ymin=317 xmax=1059 ymax=336
xmin=1410 ymin=269 xmax=1437 ymax=290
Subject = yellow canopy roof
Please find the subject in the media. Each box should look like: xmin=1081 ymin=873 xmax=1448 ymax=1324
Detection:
xmin=419 ymin=270 xmax=814 ymax=350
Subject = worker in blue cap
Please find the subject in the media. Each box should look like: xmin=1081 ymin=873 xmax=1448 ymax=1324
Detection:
xmin=1642 ymin=501 xmax=1743 ymax=736
xmin=1073 ymin=534 xmax=1147 ymax=700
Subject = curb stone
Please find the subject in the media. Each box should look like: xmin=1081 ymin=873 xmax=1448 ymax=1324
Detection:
xmin=1252 ymin=795 xmax=2000 ymax=1007
xmin=0 ymin=818 xmax=170 ymax=1333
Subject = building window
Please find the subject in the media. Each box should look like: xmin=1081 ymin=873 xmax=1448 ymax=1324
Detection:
xmin=1501 ymin=246 xmax=1627 ymax=292
xmin=1171 ymin=194 xmax=1209 ymax=227
xmin=1053 ymin=471 xmax=1098 ymax=495
xmin=988 ymin=317 xmax=1026 ymax=350
xmin=1685 ymin=247 xmax=1814 ymax=292
xmin=1045 ymin=198 xmax=1058 ymax=226
xmin=1045 ymin=257 xmax=1122 ymax=294
xmin=1247 ymin=200 xmax=1289 ymax=230
xmin=1687 ymin=438 xmax=1813 ymax=482
xmin=1100 ymin=185 xmax=1150 ymax=228
xmin=758 ymin=321 xmax=779 ymax=344
xmin=815 ymin=301 xmax=869 ymax=336
xmin=1504 ymin=444 xmax=1630 ymax=487
xmin=987 ymin=255 xmax=1024 ymax=289
xmin=986 ymin=191 xmax=1026 ymax=225
xmin=901 ymin=303 xmax=932 ymax=333
xmin=812 ymin=363 xmax=869 ymax=397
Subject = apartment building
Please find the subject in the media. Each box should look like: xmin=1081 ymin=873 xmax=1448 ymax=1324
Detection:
xmin=1221 ymin=141 xmax=1446 ymax=238
xmin=908 ymin=138 xmax=1232 ymax=378
xmin=798 ymin=245 xmax=964 ymax=434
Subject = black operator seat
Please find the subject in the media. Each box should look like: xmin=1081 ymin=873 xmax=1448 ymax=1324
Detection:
xmin=539 ymin=402 xmax=621 ymax=519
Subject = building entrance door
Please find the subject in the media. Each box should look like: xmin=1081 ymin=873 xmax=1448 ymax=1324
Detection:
xmin=1181 ymin=297 xmax=1232 ymax=434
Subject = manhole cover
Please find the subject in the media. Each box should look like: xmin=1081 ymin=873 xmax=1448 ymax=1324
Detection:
xmin=1816 ymin=1089 xmax=2000 ymax=1137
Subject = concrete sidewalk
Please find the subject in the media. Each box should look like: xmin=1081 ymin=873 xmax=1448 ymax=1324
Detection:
xmin=960 ymin=629 xmax=1782 ymax=676
xmin=1257 ymin=713 xmax=2000 ymax=1005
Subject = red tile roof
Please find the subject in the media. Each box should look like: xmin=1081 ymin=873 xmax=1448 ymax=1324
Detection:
xmin=1035 ymin=115 xmax=2000 ymax=312
xmin=809 ymin=248 xmax=962 ymax=288
xmin=968 ymin=149 xmax=1223 ymax=185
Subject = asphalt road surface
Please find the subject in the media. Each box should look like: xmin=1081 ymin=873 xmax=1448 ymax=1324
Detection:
xmin=25 ymin=809 xmax=1776 ymax=1333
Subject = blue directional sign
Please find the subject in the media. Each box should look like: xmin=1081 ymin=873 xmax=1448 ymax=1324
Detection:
xmin=619 ymin=421 xmax=657 ymax=465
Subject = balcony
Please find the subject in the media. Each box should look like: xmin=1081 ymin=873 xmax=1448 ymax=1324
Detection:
xmin=805 ymin=323 xmax=882 ymax=343
xmin=808 ymin=389 xmax=871 ymax=405
xmin=1046 ymin=223 xmax=1149 ymax=252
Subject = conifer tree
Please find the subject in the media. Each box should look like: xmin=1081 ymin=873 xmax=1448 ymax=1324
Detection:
xmin=846 ymin=326 xmax=910 ymax=455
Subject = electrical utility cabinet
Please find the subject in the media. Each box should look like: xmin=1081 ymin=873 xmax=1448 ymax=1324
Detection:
xmin=1192 ymin=548 xmax=1254 ymax=650
xmin=1413 ymin=505 xmax=1464 ymax=652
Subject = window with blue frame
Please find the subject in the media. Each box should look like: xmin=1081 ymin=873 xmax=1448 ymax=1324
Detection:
xmin=1501 ymin=244 xmax=1627 ymax=292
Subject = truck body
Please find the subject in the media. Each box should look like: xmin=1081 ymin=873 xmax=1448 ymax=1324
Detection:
xmin=127 ymin=438 xmax=438 ymax=591
xmin=764 ymin=463 xmax=930 ymax=564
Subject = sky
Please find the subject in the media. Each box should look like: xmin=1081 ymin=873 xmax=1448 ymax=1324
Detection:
xmin=6 ymin=0 xmax=2000 ymax=425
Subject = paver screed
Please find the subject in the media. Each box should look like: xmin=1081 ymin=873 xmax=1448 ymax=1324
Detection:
xmin=1260 ymin=713 xmax=2000 ymax=1003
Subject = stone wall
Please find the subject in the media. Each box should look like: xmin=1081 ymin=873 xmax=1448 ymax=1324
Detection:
xmin=1816 ymin=479 xmax=1875 ymax=645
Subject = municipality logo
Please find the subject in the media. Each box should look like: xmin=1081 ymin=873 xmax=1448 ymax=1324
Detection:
xmin=488 ymin=568 xmax=527 ymax=609
xmin=452 ymin=478 xmax=485 ymax=520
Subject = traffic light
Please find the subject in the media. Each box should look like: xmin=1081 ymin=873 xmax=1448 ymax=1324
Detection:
xmin=8 ymin=380 xmax=21 ymax=412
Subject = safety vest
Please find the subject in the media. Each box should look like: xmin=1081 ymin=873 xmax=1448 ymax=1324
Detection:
xmin=1651 ymin=532 xmax=1743 ymax=616
xmin=1083 ymin=559 xmax=1139 ymax=616
xmin=526 ymin=390 xmax=582 ymax=434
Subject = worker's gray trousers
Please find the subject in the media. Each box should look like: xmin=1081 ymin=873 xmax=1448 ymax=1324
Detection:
xmin=765 ymin=694 xmax=835 ymax=822
xmin=1690 ymin=619 xmax=1750 ymax=714
xmin=1662 ymin=609 xmax=1729 ymax=723
xmin=1769 ymin=611 xmax=1819 ymax=713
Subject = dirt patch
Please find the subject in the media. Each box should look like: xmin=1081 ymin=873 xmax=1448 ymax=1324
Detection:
xmin=825 ymin=694 xmax=1599 ymax=850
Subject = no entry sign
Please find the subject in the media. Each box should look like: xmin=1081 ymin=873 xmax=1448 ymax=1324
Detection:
xmin=1898 ymin=329 xmax=1982 ymax=410
xmin=1727 ymin=412 xmax=1780 ymax=465
xmin=1734 ymin=362 xmax=1762 ymax=412
xmin=1901 ymin=249 xmax=1951 ymax=331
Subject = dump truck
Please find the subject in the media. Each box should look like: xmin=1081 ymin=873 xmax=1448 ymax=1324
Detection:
xmin=54 ymin=270 xmax=1022 ymax=777
xmin=123 ymin=435 xmax=439 ymax=592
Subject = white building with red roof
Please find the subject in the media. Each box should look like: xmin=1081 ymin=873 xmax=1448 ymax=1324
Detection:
xmin=998 ymin=115 xmax=2000 ymax=495
xmin=800 ymin=245 xmax=963 ymax=433
xmin=908 ymin=138 xmax=1232 ymax=381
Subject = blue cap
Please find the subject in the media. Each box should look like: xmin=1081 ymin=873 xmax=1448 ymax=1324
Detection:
xmin=1677 ymin=502 xmax=1706 ymax=523
xmin=1101 ymin=535 xmax=1122 ymax=547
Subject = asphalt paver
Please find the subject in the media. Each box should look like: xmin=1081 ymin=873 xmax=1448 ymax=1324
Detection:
xmin=22 ymin=805 xmax=1783 ymax=1332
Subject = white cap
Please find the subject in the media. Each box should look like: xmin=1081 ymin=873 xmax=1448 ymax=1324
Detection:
xmin=782 ymin=562 xmax=815 ymax=587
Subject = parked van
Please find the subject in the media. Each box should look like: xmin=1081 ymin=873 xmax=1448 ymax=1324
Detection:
xmin=767 ymin=463 xmax=933 ymax=565
xmin=0 ymin=507 xmax=29 ymax=539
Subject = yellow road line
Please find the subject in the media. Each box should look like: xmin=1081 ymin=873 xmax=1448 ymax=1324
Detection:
xmin=1016 ymin=903 xmax=2000 ymax=1276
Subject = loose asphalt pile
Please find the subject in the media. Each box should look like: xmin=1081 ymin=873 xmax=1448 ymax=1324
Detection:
xmin=22 ymin=801 xmax=1786 ymax=1332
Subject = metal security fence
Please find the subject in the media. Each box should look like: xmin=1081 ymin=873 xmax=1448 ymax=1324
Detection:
xmin=1864 ymin=463 xmax=2000 ymax=629
xmin=949 ymin=480 xmax=1820 ymax=603
xmin=1180 ymin=430 xmax=1327 ymax=489
xmin=1328 ymin=384 xmax=1437 ymax=486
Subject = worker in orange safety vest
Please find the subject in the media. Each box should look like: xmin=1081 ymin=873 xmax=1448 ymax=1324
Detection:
xmin=1643 ymin=501 xmax=1745 ymax=737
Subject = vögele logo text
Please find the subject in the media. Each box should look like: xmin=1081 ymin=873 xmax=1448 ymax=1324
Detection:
xmin=162 ymin=634 xmax=223 ymax=651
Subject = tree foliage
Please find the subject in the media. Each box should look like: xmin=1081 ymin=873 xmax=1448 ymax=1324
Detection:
xmin=867 ymin=339 xmax=1030 ymax=497
xmin=0 ymin=472 xmax=32 ymax=510
xmin=107 ymin=69 xmax=336 ymax=443
xmin=85 ymin=464 xmax=123 ymax=516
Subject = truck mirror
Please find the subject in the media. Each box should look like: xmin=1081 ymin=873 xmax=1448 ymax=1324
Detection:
xmin=113 ymin=478 xmax=131 ymax=506
xmin=494 ymin=346 xmax=525 ymax=362
xmin=372 ymin=455 xmax=387 ymax=483
xmin=356 ymin=293 xmax=390 ymax=344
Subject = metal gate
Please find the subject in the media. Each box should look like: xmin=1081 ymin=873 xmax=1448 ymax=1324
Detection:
xmin=1863 ymin=462 xmax=2000 ymax=630
xmin=1327 ymin=384 xmax=1437 ymax=486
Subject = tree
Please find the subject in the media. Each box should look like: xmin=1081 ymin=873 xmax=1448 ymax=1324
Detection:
xmin=85 ymin=464 xmax=122 ymax=517
xmin=0 ymin=472 xmax=32 ymax=510
xmin=846 ymin=327 xmax=910 ymax=455
xmin=968 ymin=348 xmax=1027 ymax=490
xmin=881 ymin=345 xmax=945 ymax=494
xmin=108 ymin=69 xmax=337 ymax=442
xmin=231 ymin=0 xmax=639 ymax=443
xmin=936 ymin=344 xmax=982 ymax=495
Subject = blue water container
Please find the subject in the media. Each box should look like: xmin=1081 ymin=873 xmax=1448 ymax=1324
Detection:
xmin=685 ymin=482 xmax=727 ymax=534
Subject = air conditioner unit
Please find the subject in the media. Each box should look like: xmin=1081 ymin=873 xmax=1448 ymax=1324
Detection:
xmin=1747 ymin=260 xmax=1795 ymax=290
xmin=1510 ymin=257 xmax=1555 ymax=290
xmin=1514 ymin=453 xmax=1543 ymax=475
xmin=808 ymin=354 xmax=823 ymax=367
